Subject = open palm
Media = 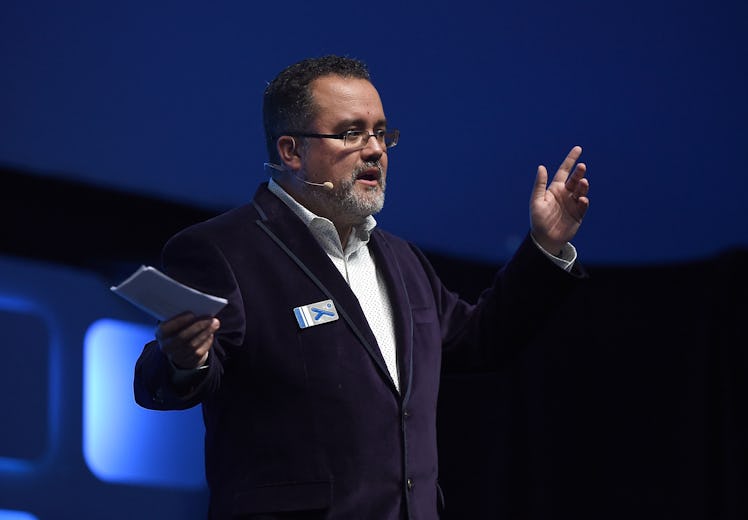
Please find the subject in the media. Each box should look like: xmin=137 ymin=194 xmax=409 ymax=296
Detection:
xmin=530 ymin=146 xmax=590 ymax=254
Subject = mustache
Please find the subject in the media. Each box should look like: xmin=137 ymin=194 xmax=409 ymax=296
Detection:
xmin=352 ymin=161 xmax=383 ymax=179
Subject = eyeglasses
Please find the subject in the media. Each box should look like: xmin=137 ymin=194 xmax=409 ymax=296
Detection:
xmin=283 ymin=129 xmax=399 ymax=149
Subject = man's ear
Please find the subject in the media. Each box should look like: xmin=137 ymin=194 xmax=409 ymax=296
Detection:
xmin=277 ymin=136 xmax=302 ymax=171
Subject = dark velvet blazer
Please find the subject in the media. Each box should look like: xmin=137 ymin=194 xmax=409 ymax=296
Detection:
xmin=134 ymin=183 xmax=583 ymax=519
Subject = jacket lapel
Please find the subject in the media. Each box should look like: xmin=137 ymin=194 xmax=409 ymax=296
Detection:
xmin=369 ymin=230 xmax=414 ymax=402
xmin=251 ymin=184 xmax=399 ymax=393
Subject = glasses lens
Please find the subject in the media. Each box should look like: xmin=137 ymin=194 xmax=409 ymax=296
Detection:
xmin=344 ymin=131 xmax=365 ymax=147
xmin=343 ymin=130 xmax=399 ymax=148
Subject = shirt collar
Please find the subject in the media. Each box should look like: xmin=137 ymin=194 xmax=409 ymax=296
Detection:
xmin=267 ymin=178 xmax=377 ymax=257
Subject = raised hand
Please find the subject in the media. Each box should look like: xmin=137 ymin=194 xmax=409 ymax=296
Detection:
xmin=530 ymin=145 xmax=590 ymax=254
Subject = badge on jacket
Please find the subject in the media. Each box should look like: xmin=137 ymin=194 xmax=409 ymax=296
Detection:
xmin=293 ymin=299 xmax=339 ymax=329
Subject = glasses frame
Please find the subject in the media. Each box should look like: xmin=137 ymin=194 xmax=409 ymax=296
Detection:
xmin=281 ymin=129 xmax=399 ymax=149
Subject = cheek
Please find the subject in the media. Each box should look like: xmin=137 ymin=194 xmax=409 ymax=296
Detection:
xmin=310 ymin=155 xmax=343 ymax=181
xmin=331 ymin=156 xmax=358 ymax=177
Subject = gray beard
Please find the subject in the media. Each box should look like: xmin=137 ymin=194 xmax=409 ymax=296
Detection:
xmin=306 ymin=162 xmax=385 ymax=225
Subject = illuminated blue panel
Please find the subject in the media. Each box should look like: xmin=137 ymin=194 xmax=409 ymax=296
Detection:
xmin=0 ymin=510 xmax=38 ymax=520
xmin=83 ymin=319 xmax=206 ymax=488
xmin=0 ymin=298 xmax=49 ymax=468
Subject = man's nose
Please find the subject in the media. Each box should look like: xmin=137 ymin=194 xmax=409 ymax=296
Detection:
xmin=361 ymin=134 xmax=384 ymax=159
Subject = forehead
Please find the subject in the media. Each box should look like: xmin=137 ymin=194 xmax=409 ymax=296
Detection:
xmin=308 ymin=75 xmax=386 ymax=128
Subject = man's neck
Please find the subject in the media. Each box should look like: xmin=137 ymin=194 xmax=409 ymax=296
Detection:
xmin=333 ymin=223 xmax=353 ymax=250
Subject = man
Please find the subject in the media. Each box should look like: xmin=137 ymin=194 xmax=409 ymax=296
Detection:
xmin=134 ymin=55 xmax=590 ymax=519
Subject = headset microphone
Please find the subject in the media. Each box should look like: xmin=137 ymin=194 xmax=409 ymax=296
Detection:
xmin=303 ymin=180 xmax=334 ymax=190
xmin=263 ymin=163 xmax=334 ymax=190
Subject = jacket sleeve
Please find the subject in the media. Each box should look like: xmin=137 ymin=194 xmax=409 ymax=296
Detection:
xmin=133 ymin=227 xmax=246 ymax=410
xmin=417 ymin=232 xmax=587 ymax=372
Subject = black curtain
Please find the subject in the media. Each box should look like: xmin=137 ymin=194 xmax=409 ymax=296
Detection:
xmin=435 ymin=250 xmax=747 ymax=519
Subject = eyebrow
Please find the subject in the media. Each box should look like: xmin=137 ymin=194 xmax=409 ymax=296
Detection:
xmin=333 ymin=117 xmax=388 ymax=131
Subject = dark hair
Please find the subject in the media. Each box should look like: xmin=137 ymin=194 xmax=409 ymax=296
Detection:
xmin=263 ymin=55 xmax=371 ymax=162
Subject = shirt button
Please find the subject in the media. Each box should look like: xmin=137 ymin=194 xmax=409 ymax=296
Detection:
xmin=407 ymin=477 xmax=414 ymax=491
xmin=403 ymin=409 xmax=410 ymax=418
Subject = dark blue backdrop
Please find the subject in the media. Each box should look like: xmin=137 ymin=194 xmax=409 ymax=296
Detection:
xmin=2 ymin=0 xmax=746 ymax=264
xmin=1 ymin=2 xmax=747 ymax=519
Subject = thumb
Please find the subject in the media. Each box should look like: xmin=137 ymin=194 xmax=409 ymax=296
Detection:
xmin=531 ymin=165 xmax=548 ymax=203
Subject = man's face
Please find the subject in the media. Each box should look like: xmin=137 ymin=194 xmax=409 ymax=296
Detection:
xmin=297 ymin=75 xmax=389 ymax=225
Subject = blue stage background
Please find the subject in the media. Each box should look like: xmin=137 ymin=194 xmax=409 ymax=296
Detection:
xmin=2 ymin=0 xmax=746 ymax=264
xmin=1 ymin=1 xmax=746 ymax=519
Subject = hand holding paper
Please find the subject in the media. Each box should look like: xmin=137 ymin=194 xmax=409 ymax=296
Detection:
xmin=112 ymin=265 xmax=225 ymax=370
xmin=156 ymin=312 xmax=218 ymax=370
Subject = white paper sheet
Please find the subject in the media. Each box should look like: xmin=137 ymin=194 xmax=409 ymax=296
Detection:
xmin=110 ymin=265 xmax=228 ymax=321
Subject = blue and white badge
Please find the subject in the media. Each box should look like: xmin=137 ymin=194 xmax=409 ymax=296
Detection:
xmin=293 ymin=299 xmax=339 ymax=329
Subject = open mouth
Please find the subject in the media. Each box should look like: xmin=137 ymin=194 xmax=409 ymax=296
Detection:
xmin=355 ymin=168 xmax=381 ymax=186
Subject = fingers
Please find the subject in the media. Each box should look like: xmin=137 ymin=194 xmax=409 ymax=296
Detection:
xmin=531 ymin=164 xmax=549 ymax=202
xmin=157 ymin=314 xmax=220 ymax=369
xmin=557 ymin=147 xmax=590 ymax=208
xmin=553 ymin=145 xmax=583 ymax=184
xmin=565 ymin=162 xmax=588 ymax=194
xmin=572 ymin=175 xmax=590 ymax=201
xmin=569 ymin=175 xmax=591 ymax=219
xmin=156 ymin=312 xmax=197 ymax=337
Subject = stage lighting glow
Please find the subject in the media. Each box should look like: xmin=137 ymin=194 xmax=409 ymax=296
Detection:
xmin=83 ymin=318 xmax=206 ymax=489
xmin=0 ymin=510 xmax=38 ymax=520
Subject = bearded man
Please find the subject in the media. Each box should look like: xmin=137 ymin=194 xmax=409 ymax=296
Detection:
xmin=135 ymin=55 xmax=590 ymax=520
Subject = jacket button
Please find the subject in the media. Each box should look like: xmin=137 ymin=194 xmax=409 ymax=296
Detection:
xmin=407 ymin=477 xmax=414 ymax=491
xmin=403 ymin=409 xmax=410 ymax=418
